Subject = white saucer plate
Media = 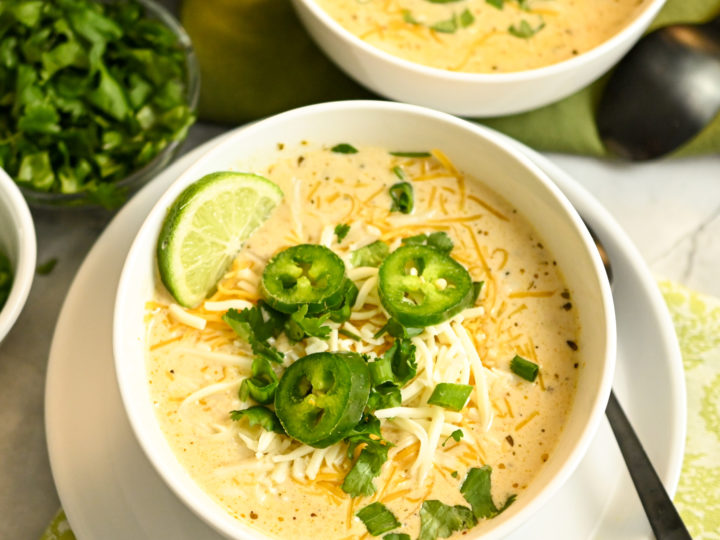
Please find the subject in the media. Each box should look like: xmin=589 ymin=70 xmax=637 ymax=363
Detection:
xmin=45 ymin=131 xmax=685 ymax=539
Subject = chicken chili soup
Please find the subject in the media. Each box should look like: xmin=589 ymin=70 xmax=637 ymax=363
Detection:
xmin=145 ymin=143 xmax=581 ymax=539
xmin=312 ymin=0 xmax=653 ymax=73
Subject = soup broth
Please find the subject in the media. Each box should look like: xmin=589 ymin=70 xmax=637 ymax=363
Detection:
xmin=145 ymin=144 xmax=580 ymax=538
xmin=312 ymin=0 xmax=652 ymax=73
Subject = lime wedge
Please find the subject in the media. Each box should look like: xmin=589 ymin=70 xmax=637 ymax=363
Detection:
xmin=157 ymin=172 xmax=283 ymax=308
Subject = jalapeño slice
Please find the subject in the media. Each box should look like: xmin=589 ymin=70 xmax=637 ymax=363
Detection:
xmin=275 ymin=352 xmax=371 ymax=447
xmin=261 ymin=244 xmax=346 ymax=314
xmin=378 ymin=245 xmax=474 ymax=327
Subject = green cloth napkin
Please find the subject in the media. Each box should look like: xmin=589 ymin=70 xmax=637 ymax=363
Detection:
xmin=478 ymin=0 xmax=720 ymax=158
xmin=40 ymin=279 xmax=720 ymax=539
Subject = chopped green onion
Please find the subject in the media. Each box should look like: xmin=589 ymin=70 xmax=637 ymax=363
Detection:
xmin=392 ymin=165 xmax=406 ymax=180
xmin=431 ymin=15 xmax=458 ymax=34
xmin=331 ymin=143 xmax=358 ymax=154
xmin=334 ymin=223 xmax=351 ymax=242
xmin=427 ymin=383 xmax=473 ymax=411
xmin=389 ymin=182 xmax=414 ymax=214
xmin=367 ymin=383 xmax=402 ymax=412
xmin=510 ymin=355 xmax=539 ymax=382
xmin=384 ymin=534 xmax=410 ymax=540
xmin=239 ymin=357 xmax=278 ymax=404
xmin=339 ymin=328 xmax=361 ymax=341
xmin=373 ymin=318 xmax=423 ymax=339
xmin=356 ymin=502 xmax=401 ymax=536
xmin=389 ymin=151 xmax=432 ymax=158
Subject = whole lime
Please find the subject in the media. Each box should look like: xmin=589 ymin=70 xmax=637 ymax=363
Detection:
xmin=180 ymin=0 xmax=373 ymax=123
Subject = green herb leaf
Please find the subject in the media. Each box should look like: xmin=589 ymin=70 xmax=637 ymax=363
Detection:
xmin=485 ymin=0 xmax=504 ymax=8
xmin=239 ymin=357 xmax=279 ymax=404
xmin=460 ymin=465 xmax=516 ymax=519
xmin=36 ymin=257 xmax=58 ymax=275
xmin=368 ymin=338 xmax=417 ymax=387
xmin=327 ymin=278 xmax=359 ymax=323
xmin=331 ymin=143 xmax=359 ymax=154
xmin=428 ymin=383 xmax=473 ymax=411
xmin=223 ymin=303 xmax=286 ymax=363
xmin=345 ymin=414 xmax=384 ymax=457
xmin=442 ymin=429 xmax=464 ymax=446
xmin=334 ymin=223 xmax=351 ymax=243
xmin=351 ymin=240 xmax=390 ymax=268
xmin=342 ymin=440 xmax=390 ymax=497
xmin=389 ymin=182 xmax=414 ymax=213
xmin=286 ymin=304 xmax=332 ymax=341
xmin=460 ymin=8 xmax=475 ymax=27
xmin=402 ymin=10 xmax=420 ymax=24
xmin=373 ymin=318 xmax=423 ymax=339
xmin=230 ymin=406 xmax=285 ymax=434
xmin=392 ymin=165 xmax=406 ymax=180
xmin=356 ymin=502 xmax=401 ymax=536
xmin=431 ymin=15 xmax=458 ymax=34
xmin=384 ymin=535 xmax=411 ymax=540
xmin=418 ymin=500 xmax=477 ymax=540
xmin=401 ymin=231 xmax=454 ymax=254
xmin=508 ymin=19 xmax=545 ymax=39
xmin=367 ymin=383 xmax=402 ymax=412
xmin=510 ymin=354 xmax=539 ymax=382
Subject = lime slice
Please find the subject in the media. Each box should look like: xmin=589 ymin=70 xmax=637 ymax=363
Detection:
xmin=157 ymin=172 xmax=283 ymax=308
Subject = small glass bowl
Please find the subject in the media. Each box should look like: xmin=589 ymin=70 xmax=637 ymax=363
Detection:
xmin=18 ymin=0 xmax=201 ymax=210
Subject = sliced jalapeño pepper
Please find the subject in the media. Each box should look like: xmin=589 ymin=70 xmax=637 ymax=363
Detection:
xmin=274 ymin=352 xmax=371 ymax=448
xmin=378 ymin=245 xmax=474 ymax=327
xmin=261 ymin=244 xmax=346 ymax=314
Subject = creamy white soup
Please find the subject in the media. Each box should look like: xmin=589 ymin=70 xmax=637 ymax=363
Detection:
xmin=145 ymin=144 xmax=580 ymax=539
xmin=312 ymin=0 xmax=652 ymax=73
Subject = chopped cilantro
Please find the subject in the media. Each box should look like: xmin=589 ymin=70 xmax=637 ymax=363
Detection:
xmin=356 ymin=502 xmax=401 ymax=536
xmin=341 ymin=440 xmax=390 ymax=497
xmin=460 ymin=465 xmax=516 ymax=519
xmin=460 ymin=8 xmax=475 ymax=28
xmin=509 ymin=19 xmax=545 ymax=39
xmin=351 ymin=240 xmax=390 ymax=268
xmin=401 ymin=231 xmax=454 ymax=254
xmin=0 ymin=0 xmax=195 ymax=208
xmin=367 ymin=383 xmax=402 ymax=412
xmin=384 ymin=535 xmax=410 ymax=540
xmin=229 ymin=406 xmax=285 ymax=434
xmin=442 ymin=429 xmax=464 ymax=447
xmin=223 ymin=303 xmax=286 ymax=363
xmin=418 ymin=500 xmax=477 ymax=540
xmin=402 ymin=10 xmax=420 ymax=24
xmin=285 ymin=304 xmax=332 ymax=341
xmin=334 ymin=223 xmax=351 ymax=242
xmin=431 ymin=15 xmax=458 ymax=34
xmin=368 ymin=338 xmax=417 ymax=387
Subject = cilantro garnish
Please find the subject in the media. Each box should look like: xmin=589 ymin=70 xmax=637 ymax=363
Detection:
xmin=509 ymin=19 xmax=545 ymax=39
xmin=230 ymin=406 xmax=285 ymax=434
xmin=0 ymin=0 xmax=195 ymax=208
xmin=223 ymin=303 xmax=286 ymax=362
xmin=341 ymin=439 xmax=390 ymax=497
xmin=368 ymin=338 xmax=418 ymax=387
xmin=460 ymin=466 xmax=516 ymax=519
xmin=401 ymin=231 xmax=454 ymax=254
xmin=351 ymin=240 xmax=390 ymax=268
xmin=334 ymin=223 xmax=351 ymax=243
xmin=418 ymin=500 xmax=477 ymax=540
xmin=356 ymin=502 xmax=401 ymax=536
xmin=239 ymin=357 xmax=279 ymax=404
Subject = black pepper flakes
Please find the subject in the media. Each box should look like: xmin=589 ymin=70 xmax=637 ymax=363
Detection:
xmin=250 ymin=511 xmax=258 ymax=519
xmin=562 ymin=302 xmax=573 ymax=311
xmin=506 ymin=435 xmax=514 ymax=446
xmin=567 ymin=340 xmax=578 ymax=351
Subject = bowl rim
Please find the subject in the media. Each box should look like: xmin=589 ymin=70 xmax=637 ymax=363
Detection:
xmin=18 ymin=0 xmax=200 ymax=209
xmin=0 ymin=167 xmax=37 ymax=344
xmin=292 ymin=0 xmax=667 ymax=82
xmin=113 ymin=100 xmax=616 ymax=540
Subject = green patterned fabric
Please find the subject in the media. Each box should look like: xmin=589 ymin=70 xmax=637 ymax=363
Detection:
xmin=660 ymin=281 xmax=720 ymax=539
xmin=40 ymin=280 xmax=720 ymax=538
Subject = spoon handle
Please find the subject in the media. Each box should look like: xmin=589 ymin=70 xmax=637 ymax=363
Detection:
xmin=605 ymin=390 xmax=691 ymax=539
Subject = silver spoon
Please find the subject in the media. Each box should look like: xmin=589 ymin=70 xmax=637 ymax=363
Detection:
xmin=597 ymin=16 xmax=720 ymax=160
xmin=585 ymin=224 xmax=691 ymax=540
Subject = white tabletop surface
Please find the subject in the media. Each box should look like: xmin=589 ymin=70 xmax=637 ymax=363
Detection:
xmin=0 ymin=120 xmax=717 ymax=539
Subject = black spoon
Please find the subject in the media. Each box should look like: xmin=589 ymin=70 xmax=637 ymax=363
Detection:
xmin=586 ymin=224 xmax=691 ymax=540
xmin=597 ymin=16 xmax=720 ymax=160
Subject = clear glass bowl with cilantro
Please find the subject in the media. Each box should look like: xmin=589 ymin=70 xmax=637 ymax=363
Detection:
xmin=0 ymin=0 xmax=200 ymax=209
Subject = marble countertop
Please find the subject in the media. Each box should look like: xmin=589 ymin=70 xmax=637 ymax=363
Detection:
xmin=0 ymin=121 xmax=718 ymax=539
